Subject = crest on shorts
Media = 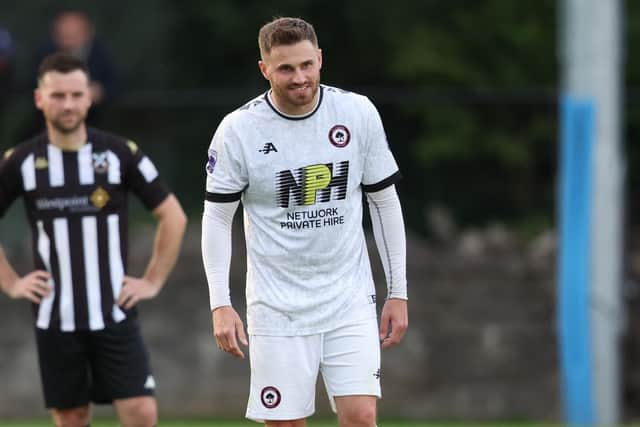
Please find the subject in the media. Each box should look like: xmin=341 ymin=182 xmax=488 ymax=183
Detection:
xmin=206 ymin=149 xmax=217 ymax=174
xmin=92 ymin=151 xmax=109 ymax=173
xmin=329 ymin=124 xmax=350 ymax=148
xmin=260 ymin=386 xmax=281 ymax=409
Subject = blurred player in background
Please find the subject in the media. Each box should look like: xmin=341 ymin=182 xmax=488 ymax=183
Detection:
xmin=21 ymin=11 xmax=117 ymax=140
xmin=0 ymin=52 xmax=186 ymax=427
xmin=202 ymin=16 xmax=408 ymax=427
xmin=0 ymin=26 xmax=15 ymax=115
xmin=36 ymin=10 xmax=116 ymax=106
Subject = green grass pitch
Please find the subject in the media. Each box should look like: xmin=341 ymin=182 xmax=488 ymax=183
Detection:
xmin=0 ymin=421 xmax=569 ymax=427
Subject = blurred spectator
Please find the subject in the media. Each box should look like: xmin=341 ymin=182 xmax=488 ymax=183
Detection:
xmin=20 ymin=11 xmax=117 ymax=139
xmin=0 ymin=26 xmax=15 ymax=112
xmin=35 ymin=10 xmax=116 ymax=105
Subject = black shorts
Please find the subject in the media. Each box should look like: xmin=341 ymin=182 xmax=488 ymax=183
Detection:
xmin=35 ymin=318 xmax=155 ymax=409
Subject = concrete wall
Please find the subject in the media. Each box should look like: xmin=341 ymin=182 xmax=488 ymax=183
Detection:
xmin=0 ymin=220 xmax=560 ymax=420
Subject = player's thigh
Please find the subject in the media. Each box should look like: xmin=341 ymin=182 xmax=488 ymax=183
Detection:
xmin=113 ymin=395 xmax=157 ymax=427
xmin=88 ymin=318 xmax=155 ymax=402
xmin=320 ymin=317 xmax=381 ymax=410
xmin=247 ymin=334 xmax=321 ymax=422
xmin=35 ymin=327 xmax=92 ymax=409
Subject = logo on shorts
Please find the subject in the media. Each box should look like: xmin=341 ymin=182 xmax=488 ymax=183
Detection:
xmin=373 ymin=369 xmax=381 ymax=380
xmin=329 ymin=125 xmax=350 ymax=148
xmin=144 ymin=375 xmax=156 ymax=389
xmin=260 ymin=386 xmax=281 ymax=409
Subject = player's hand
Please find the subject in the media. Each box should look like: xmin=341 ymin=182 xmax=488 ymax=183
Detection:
xmin=117 ymin=276 xmax=161 ymax=309
xmin=379 ymin=298 xmax=408 ymax=349
xmin=212 ymin=306 xmax=248 ymax=359
xmin=5 ymin=270 xmax=51 ymax=304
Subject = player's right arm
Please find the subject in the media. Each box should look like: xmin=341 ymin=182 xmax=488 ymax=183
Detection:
xmin=201 ymin=115 xmax=250 ymax=359
xmin=0 ymin=146 xmax=51 ymax=303
xmin=202 ymin=200 xmax=248 ymax=359
xmin=0 ymin=244 xmax=51 ymax=303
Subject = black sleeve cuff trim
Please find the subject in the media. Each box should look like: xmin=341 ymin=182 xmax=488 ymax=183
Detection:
xmin=361 ymin=171 xmax=402 ymax=193
xmin=205 ymin=191 xmax=242 ymax=202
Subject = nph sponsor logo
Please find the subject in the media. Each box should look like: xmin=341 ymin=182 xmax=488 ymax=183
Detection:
xmin=275 ymin=161 xmax=349 ymax=208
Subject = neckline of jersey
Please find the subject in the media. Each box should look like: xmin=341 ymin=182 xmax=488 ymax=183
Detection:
xmin=264 ymin=85 xmax=324 ymax=121
xmin=47 ymin=140 xmax=92 ymax=153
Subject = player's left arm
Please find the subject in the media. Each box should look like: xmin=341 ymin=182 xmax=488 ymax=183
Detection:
xmin=118 ymin=194 xmax=187 ymax=309
xmin=366 ymin=184 xmax=408 ymax=349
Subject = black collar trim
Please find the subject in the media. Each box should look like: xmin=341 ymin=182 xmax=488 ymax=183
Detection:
xmin=264 ymin=86 xmax=324 ymax=120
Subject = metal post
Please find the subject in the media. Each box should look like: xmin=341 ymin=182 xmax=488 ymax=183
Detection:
xmin=559 ymin=0 xmax=624 ymax=425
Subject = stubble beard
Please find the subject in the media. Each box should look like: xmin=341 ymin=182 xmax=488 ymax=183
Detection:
xmin=50 ymin=111 xmax=86 ymax=135
xmin=273 ymin=75 xmax=320 ymax=111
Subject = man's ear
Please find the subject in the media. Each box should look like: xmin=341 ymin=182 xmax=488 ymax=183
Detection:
xmin=34 ymin=88 xmax=43 ymax=111
xmin=258 ymin=60 xmax=269 ymax=81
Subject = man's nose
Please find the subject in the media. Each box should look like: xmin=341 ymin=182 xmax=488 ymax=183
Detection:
xmin=62 ymin=96 xmax=76 ymax=108
xmin=292 ymin=68 xmax=306 ymax=83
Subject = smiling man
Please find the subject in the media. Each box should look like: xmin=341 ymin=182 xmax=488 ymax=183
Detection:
xmin=202 ymin=17 xmax=408 ymax=427
xmin=0 ymin=52 xmax=187 ymax=427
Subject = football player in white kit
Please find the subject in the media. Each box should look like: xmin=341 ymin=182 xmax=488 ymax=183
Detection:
xmin=201 ymin=17 xmax=408 ymax=427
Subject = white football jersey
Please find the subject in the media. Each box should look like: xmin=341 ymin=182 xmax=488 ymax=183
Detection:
xmin=205 ymin=85 xmax=401 ymax=336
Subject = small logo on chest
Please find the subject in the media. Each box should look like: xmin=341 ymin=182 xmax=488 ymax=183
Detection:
xmin=92 ymin=152 xmax=109 ymax=173
xmin=259 ymin=142 xmax=278 ymax=154
xmin=90 ymin=186 xmax=110 ymax=209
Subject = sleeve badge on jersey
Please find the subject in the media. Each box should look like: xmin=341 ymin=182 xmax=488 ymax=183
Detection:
xmin=206 ymin=149 xmax=218 ymax=175
xmin=127 ymin=140 xmax=139 ymax=154
xmin=3 ymin=148 xmax=14 ymax=160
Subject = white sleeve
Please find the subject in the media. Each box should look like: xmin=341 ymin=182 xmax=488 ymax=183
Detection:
xmin=205 ymin=115 xmax=248 ymax=198
xmin=365 ymin=185 xmax=407 ymax=300
xmin=201 ymin=199 xmax=240 ymax=310
xmin=361 ymin=96 xmax=400 ymax=187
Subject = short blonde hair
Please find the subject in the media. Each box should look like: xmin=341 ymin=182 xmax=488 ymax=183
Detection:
xmin=258 ymin=17 xmax=318 ymax=57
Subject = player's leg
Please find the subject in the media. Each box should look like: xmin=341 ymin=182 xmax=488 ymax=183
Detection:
xmin=264 ymin=420 xmax=307 ymax=427
xmin=246 ymin=334 xmax=321 ymax=424
xmin=113 ymin=396 xmax=158 ymax=427
xmin=321 ymin=317 xmax=381 ymax=427
xmin=89 ymin=318 xmax=157 ymax=427
xmin=334 ymin=396 xmax=377 ymax=427
xmin=35 ymin=327 xmax=93 ymax=427
xmin=50 ymin=406 xmax=91 ymax=427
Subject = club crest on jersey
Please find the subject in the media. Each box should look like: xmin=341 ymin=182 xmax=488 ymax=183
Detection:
xmin=260 ymin=386 xmax=281 ymax=409
xmin=206 ymin=149 xmax=217 ymax=174
xmin=329 ymin=124 xmax=350 ymax=148
xmin=92 ymin=152 xmax=109 ymax=173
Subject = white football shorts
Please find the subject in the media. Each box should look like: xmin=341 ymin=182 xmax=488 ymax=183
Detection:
xmin=245 ymin=317 xmax=381 ymax=422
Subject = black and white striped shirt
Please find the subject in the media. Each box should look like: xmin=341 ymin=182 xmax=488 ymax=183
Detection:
xmin=0 ymin=128 xmax=169 ymax=331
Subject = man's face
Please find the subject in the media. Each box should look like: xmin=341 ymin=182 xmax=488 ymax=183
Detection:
xmin=35 ymin=70 xmax=91 ymax=134
xmin=53 ymin=13 xmax=92 ymax=51
xmin=259 ymin=40 xmax=322 ymax=115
